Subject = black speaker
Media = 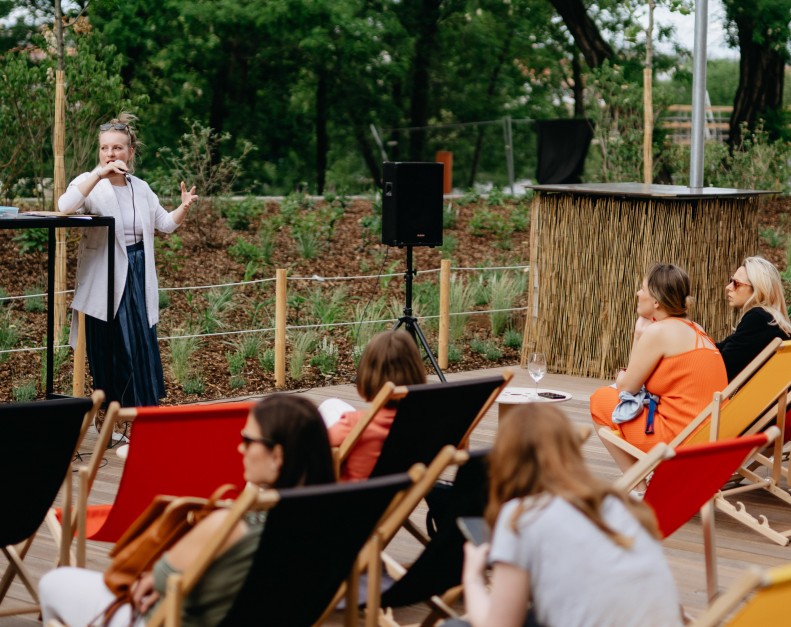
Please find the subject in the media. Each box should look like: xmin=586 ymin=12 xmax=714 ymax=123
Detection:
xmin=382 ymin=162 xmax=443 ymax=247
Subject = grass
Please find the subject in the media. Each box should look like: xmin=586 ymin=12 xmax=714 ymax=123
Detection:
xmin=169 ymin=330 xmax=202 ymax=384
xmin=23 ymin=286 xmax=45 ymax=313
xmin=490 ymin=273 xmax=526 ymax=336
xmin=0 ymin=310 xmax=20 ymax=362
xmin=289 ymin=331 xmax=317 ymax=380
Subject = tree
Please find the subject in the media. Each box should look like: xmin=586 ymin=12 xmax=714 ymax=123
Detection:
xmin=722 ymin=0 xmax=791 ymax=147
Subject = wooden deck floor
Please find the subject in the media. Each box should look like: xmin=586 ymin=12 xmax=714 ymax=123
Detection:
xmin=3 ymin=366 xmax=791 ymax=624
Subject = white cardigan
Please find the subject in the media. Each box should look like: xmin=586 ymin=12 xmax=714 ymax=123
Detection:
xmin=59 ymin=172 xmax=179 ymax=343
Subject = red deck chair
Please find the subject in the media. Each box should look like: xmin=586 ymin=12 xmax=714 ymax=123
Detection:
xmin=58 ymin=401 xmax=252 ymax=564
xmin=618 ymin=427 xmax=780 ymax=602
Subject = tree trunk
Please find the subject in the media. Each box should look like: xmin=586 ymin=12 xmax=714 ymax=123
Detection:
xmin=728 ymin=12 xmax=786 ymax=148
xmin=408 ymin=0 xmax=442 ymax=161
xmin=572 ymin=53 xmax=584 ymax=117
xmin=315 ymin=71 xmax=328 ymax=195
xmin=548 ymin=0 xmax=614 ymax=68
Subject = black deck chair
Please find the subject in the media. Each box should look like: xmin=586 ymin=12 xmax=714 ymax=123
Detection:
xmin=367 ymin=374 xmax=509 ymax=479
xmin=0 ymin=394 xmax=99 ymax=617
xmin=147 ymin=471 xmax=418 ymax=627
xmin=379 ymin=448 xmax=490 ymax=624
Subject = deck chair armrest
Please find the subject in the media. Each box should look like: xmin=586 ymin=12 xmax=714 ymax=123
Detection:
xmin=597 ymin=426 xmax=648 ymax=460
xmin=337 ymin=382 xmax=398 ymax=466
xmin=691 ymin=567 xmax=764 ymax=627
xmin=615 ymin=442 xmax=673 ymax=493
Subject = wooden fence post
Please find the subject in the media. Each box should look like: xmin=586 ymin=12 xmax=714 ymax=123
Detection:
xmin=439 ymin=259 xmax=450 ymax=369
xmin=72 ymin=312 xmax=86 ymax=396
xmin=275 ymin=269 xmax=286 ymax=388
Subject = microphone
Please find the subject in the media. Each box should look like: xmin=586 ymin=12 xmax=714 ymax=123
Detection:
xmin=124 ymin=173 xmax=132 ymax=183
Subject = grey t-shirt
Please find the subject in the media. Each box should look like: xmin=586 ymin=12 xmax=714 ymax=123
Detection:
xmin=489 ymin=495 xmax=681 ymax=627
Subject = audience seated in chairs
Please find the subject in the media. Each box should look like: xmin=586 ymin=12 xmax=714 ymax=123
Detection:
xmin=323 ymin=330 xmax=426 ymax=481
xmin=39 ymin=394 xmax=335 ymax=626
xmin=451 ymin=404 xmax=682 ymax=627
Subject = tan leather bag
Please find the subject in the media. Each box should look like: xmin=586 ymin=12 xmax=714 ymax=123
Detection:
xmin=98 ymin=484 xmax=237 ymax=624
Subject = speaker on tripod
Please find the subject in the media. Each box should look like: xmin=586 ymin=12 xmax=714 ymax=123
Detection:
xmin=381 ymin=161 xmax=446 ymax=381
xmin=382 ymin=162 xmax=443 ymax=248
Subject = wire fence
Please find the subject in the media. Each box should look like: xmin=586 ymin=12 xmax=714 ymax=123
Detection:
xmin=0 ymin=263 xmax=530 ymax=356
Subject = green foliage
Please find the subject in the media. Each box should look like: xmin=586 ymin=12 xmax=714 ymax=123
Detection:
xmin=230 ymin=333 xmax=264 ymax=360
xmin=470 ymin=337 xmax=502 ymax=361
xmin=169 ymin=330 xmax=202 ymax=385
xmin=159 ymin=290 xmax=171 ymax=310
xmin=12 ymin=380 xmax=37 ymax=402
xmin=23 ymin=286 xmax=45 ymax=313
xmin=289 ymin=331 xmax=317 ymax=380
xmin=490 ymin=273 xmax=525 ymax=336
xmin=447 ymin=343 xmax=462 ymax=363
xmin=226 ymin=350 xmax=246 ymax=389
xmin=585 ymin=61 xmax=650 ymax=183
xmin=443 ymin=202 xmax=458 ymax=229
xmin=503 ymin=328 xmax=523 ymax=349
xmin=259 ymin=348 xmax=276 ymax=372
xmin=222 ymin=196 xmax=264 ymax=231
xmin=449 ymin=277 xmax=475 ymax=343
xmin=307 ymin=285 xmax=348 ymax=325
xmin=200 ymin=287 xmax=234 ymax=333
xmin=182 ymin=376 xmax=206 ymax=395
xmin=440 ymin=234 xmax=457 ymax=259
xmin=760 ymin=228 xmax=786 ymax=249
xmin=156 ymin=120 xmax=255 ymax=246
xmin=13 ymin=229 xmax=48 ymax=255
xmin=469 ymin=208 xmax=513 ymax=248
xmin=310 ymin=337 xmax=339 ymax=375
xmin=0 ymin=309 xmax=19 ymax=362
xmin=665 ymin=124 xmax=791 ymax=192
xmin=155 ymin=233 xmax=184 ymax=274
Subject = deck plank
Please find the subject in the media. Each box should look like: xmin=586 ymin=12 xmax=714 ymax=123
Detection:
xmin=3 ymin=365 xmax=791 ymax=624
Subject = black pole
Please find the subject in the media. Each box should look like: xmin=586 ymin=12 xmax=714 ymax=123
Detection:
xmin=393 ymin=245 xmax=446 ymax=381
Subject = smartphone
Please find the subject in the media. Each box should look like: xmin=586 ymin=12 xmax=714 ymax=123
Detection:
xmin=538 ymin=391 xmax=566 ymax=400
xmin=456 ymin=516 xmax=490 ymax=546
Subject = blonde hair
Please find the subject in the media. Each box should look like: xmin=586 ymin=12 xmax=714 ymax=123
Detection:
xmin=97 ymin=112 xmax=142 ymax=172
xmin=486 ymin=404 xmax=660 ymax=548
xmin=646 ymin=263 xmax=691 ymax=317
xmin=740 ymin=256 xmax=791 ymax=334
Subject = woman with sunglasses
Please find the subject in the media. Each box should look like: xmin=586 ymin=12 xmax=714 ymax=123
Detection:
xmin=58 ymin=112 xmax=198 ymax=408
xmin=40 ymin=394 xmax=336 ymax=626
xmin=716 ymin=256 xmax=791 ymax=381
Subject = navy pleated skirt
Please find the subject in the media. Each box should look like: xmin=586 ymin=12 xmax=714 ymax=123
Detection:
xmin=85 ymin=241 xmax=165 ymax=407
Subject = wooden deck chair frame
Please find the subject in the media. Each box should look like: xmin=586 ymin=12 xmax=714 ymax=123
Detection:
xmin=319 ymin=446 xmax=470 ymax=627
xmin=332 ymin=370 xmax=513 ymax=480
xmin=145 ymin=469 xmax=422 ymax=627
xmin=0 ymin=391 xmax=103 ymax=618
xmin=617 ymin=428 xmax=780 ymax=602
xmin=599 ymin=338 xmax=791 ymax=545
xmin=691 ymin=562 xmax=791 ymax=627
xmin=64 ymin=400 xmax=252 ymax=566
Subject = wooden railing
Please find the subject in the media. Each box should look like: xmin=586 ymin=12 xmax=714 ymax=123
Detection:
xmin=660 ymin=104 xmax=732 ymax=144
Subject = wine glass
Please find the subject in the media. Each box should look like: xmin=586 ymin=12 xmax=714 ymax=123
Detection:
xmin=527 ymin=352 xmax=547 ymax=399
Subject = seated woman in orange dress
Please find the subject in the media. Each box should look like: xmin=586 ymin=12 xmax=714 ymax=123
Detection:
xmin=590 ymin=263 xmax=727 ymax=486
xmin=326 ymin=330 xmax=426 ymax=481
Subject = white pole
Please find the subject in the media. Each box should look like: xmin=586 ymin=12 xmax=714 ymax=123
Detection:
xmin=689 ymin=0 xmax=709 ymax=189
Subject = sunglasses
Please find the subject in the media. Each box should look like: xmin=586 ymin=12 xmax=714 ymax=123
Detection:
xmin=100 ymin=122 xmax=129 ymax=132
xmin=240 ymin=432 xmax=276 ymax=449
xmin=728 ymin=277 xmax=752 ymax=290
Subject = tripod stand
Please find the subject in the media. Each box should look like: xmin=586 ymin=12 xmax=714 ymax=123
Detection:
xmin=392 ymin=245 xmax=446 ymax=381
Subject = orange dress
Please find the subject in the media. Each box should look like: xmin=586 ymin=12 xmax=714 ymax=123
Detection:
xmin=327 ymin=407 xmax=396 ymax=481
xmin=590 ymin=321 xmax=727 ymax=452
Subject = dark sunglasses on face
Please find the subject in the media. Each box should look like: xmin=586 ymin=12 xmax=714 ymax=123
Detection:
xmin=240 ymin=432 xmax=276 ymax=449
xmin=100 ymin=123 xmax=129 ymax=132
xmin=728 ymin=277 xmax=752 ymax=290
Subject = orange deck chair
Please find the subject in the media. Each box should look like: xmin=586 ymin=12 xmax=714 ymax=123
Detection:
xmin=618 ymin=428 xmax=781 ymax=601
xmin=60 ymin=400 xmax=252 ymax=563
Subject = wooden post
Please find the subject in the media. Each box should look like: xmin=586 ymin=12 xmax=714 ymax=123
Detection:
xmin=73 ymin=312 xmax=86 ymax=396
xmin=438 ymin=259 xmax=450 ymax=369
xmin=643 ymin=1 xmax=655 ymax=184
xmin=275 ymin=269 xmax=286 ymax=388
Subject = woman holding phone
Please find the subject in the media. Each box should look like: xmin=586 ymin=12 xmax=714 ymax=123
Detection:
xmin=453 ymin=404 xmax=681 ymax=627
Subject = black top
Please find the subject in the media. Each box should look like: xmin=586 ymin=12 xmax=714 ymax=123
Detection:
xmin=716 ymin=307 xmax=791 ymax=381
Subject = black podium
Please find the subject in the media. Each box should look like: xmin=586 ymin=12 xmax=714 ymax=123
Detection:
xmin=0 ymin=214 xmax=115 ymax=397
